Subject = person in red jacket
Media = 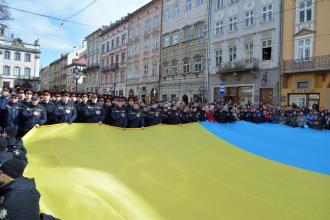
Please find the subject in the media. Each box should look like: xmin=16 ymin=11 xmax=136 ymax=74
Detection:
xmin=206 ymin=105 xmax=215 ymax=122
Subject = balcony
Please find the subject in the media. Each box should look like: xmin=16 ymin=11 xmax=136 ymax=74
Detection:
xmin=282 ymin=55 xmax=330 ymax=74
xmin=217 ymin=58 xmax=259 ymax=74
xmin=86 ymin=64 xmax=100 ymax=71
xmin=109 ymin=63 xmax=119 ymax=71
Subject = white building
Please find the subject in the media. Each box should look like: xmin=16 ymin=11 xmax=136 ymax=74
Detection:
xmin=0 ymin=35 xmax=41 ymax=89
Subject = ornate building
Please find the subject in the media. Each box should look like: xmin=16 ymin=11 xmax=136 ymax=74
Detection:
xmin=160 ymin=0 xmax=208 ymax=103
xmin=126 ymin=0 xmax=162 ymax=103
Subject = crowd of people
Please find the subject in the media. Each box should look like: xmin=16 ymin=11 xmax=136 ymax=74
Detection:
xmin=0 ymin=86 xmax=329 ymax=219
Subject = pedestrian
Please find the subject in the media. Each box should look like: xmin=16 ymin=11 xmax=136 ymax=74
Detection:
xmin=40 ymin=90 xmax=56 ymax=125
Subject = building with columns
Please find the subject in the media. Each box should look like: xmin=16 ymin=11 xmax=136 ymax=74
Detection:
xmin=99 ymin=18 xmax=129 ymax=96
xmin=160 ymin=0 xmax=208 ymax=103
xmin=126 ymin=0 xmax=162 ymax=103
xmin=208 ymin=0 xmax=282 ymax=105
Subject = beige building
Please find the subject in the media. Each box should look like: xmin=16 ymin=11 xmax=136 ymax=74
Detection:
xmin=0 ymin=35 xmax=41 ymax=90
xmin=281 ymin=0 xmax=330 ymax=108
xmin=85 ymin=29 xmax=101 ymax=93
xmin=126 ymin=0 xmax=162 ymax=103
xmin=160 ymin=0 xmax=208 ymax=103
xmin=39 ymin=65 xmax=50 ymax=90
xmin=100 ymin=18 xmax=128 ymax=96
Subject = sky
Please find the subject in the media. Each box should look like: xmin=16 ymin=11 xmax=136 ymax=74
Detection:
xmin=6 ymin=0 xmax=151 ymax=67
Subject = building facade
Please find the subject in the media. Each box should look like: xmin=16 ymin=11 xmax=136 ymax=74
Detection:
xmin=85 ymin=29 xmax=101 ymax=93
xmin=0 ymin=36 xmax=41 ymax=89
xmin=209 ymin=0 xmax=281 ymax=105
xmin=126 ymin=0 xmax=162 ymax=103
xmin=160 ymin=0 xmax=208 ymax=103
xmin=281 ymin=0 xmax=330 ymax=108
xmin=100 ymin=18 xmax=128 ymax=96
xmin=66 ymin=56 xmax=86 ymax=92
xmin=39 ymin=65 xmax=50 ymax=90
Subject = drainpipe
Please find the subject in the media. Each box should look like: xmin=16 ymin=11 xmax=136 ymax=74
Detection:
xmin=206 ymin=0 xmax=212 ymax=103
xmin=278 ymin=0 xmax=284 ymax=106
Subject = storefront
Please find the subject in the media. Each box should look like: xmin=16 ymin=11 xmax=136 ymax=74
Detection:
xmin=212 ymin=85 xmax=253 ymax=104
xmin=288 ymin=93 xmax=320 ymax=107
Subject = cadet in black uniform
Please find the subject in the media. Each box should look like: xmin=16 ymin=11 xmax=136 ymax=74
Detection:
xmin=40 ymin=90 xmax=56 ymax=125
xmin=110 ymin=97 xmax=127 ymax=128
xmin=167 ymin=105 xmax=181 ymax=125
xmin=148 ymin=102 xmax=162 ymax=126
xmin=54 ymin=93 xmax=77 ymax=124
xmin=127 ymin=102 xmax=144 ymax=128
xmin=2 ymin=127 xmax=28 ymax=165
xmin=83 ymin=94 xmax=106 ymax=124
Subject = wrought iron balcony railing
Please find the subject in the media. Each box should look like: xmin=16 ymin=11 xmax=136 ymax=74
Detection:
xmin=282 ymin=55 xmax=330 ymax=74
xmin=217 ymin=58 xmax=259 ymax=74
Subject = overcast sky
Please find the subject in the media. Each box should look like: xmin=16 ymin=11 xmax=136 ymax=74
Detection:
xmin=7 ymin=0 xmax=151 ymax=66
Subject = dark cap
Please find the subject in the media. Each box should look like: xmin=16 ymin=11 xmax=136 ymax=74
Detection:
xmin=81 ymin=93 xmax=88 ymax=97
xmin=10 ymin=93 xmax=18 ymax=98
xmin=92 ymin=94 xmax=98 ymax=98
xmin=31 ymin=95 xmax=39 ymax=101
xmin=55 ymin=93 xmax=61 ymax=97
xmin=43 ymin=90 xmax=51 ymax=95
xmin=0 ymin=159 xmax=27 ymax=178
xmin=62 ymin=92 xmax=70 ymax=97
xmin=25 ymin=89 xmax=33 ymax=94
xmin=2 ymin=87 xmax=10 ymax=92
xmin=71 ymin=93 xmax=76 ymax=97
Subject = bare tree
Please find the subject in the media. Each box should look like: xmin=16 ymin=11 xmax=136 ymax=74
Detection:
xmin=0 ymin=0 xmax=11 ymax=28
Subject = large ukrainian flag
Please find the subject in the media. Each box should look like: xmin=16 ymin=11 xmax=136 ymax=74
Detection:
xmin=23 ymin=123 xmax=330 ymax=220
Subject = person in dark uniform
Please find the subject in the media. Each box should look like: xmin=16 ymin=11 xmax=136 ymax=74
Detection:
xmin=54 ymin=93 xmax=77 ymax=124
xmin=76 ymin=93 xmax=89 ymax=123
xmin=17 ymin=88 xmax=25 ymax=102
xmin=127 ymin=97 xmax=135 ymax=110
xmin=40 ymin=90 xmax=56 ymax=125
xmin=110 ymin=97 xmax=127 ymax=128
xmin=0 ymin=159 xmax=60 ymax=220
xmin=127 ymin=102 xmax=144 ymax=128
xmin=161 ymin=104 xmax=170 ymax=124
xmin=190 ymin=106 xmax=199 ymax=122
xmin=83 ymin=94 xmax=106 ymax=124
xmin=197 ymin=105 xmax=207 ymax=122
xmin=2 ymin=127 xmax=28 ymax=165
xmin=0 ymin=87 xmax=10 ymax=129
xmin=53 ymin=93 xmax=62 ymax=106
xmin=167 ymin=105 xmax=181 ymax=125
xmin=3 ymin=93 xmax=22 ymax=129
xmin=21 ymin=96 xmax=47 ymax=136
xmin=141 ymin=105 xmax=150 ymax=127
xmin=180 ymin=106 xmax=191 ymax=124
xmin=148 ymin=102 xmax=162 ymax=126
xmin=20 ymin=89 xmax=33 ymax=106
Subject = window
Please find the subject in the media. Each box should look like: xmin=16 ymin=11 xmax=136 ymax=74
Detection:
xmin=244 ymin=43 xmax=254 ymax=60
xmin=116 ymin=37 xmax=120 ymax=48
xmin=245 ymin=11 xmax=254 ymax=27
xmin=172 ymin=31 xmax=180 ymax=44
xmin=215 ymin=50 xmax=222 ymax=66
xmin=106 ymin=42 xmax=110 ymax=52
xmin=15 ymin=52 xmax=21 ymax=61
xmin=152 ymin=63 xmax=158 ymax=76
xmin=14 ymin=67 xmax=20 ymax=76
xmin=229 ymin=17 xmax=237 ymax=31
xmin=229 ymin=47 xmax=237 ymax=62
xmin=172 ymin=61 xmax=178 ymax=75
xmin=165 ymin=6 xmax=171 ymax=20
xmin=173 ymin=1 xmax=180 ymax=17
xmin=121 ymin=52 xmax=126 ymax=63
xmin=163 ymin=35 xmax=171 ymax=47
xmin=297 ymin=81 xmax=309 ymax=89
xmin=3 ymin=65 xmax=10 ymax=75
xmin=262 ymin=40 xmax=272 ymax=61
xmin=183 ymin=59 xmax=190 ymax=73
xmin=111 ymin=40 xmax=114 ymax=49
xmin=120 ymin=71 xmax=125 ymax=82
xmin=154 ymin=16 xmax=159 ymax=29
xmin=195 ymin=57 xmax=202 ymax=72
xmin=102 ymin=44 xmax=105 ymax=53
xmin=153 ymin=35 xmax=159 ymax=49
xmin=144 ymin=64 xmax=149 ymax=76
xmin=24 ymin=68 xmax=31 ymax=77
xmin=135 ymin=25 xmax=140 ymax=36
xmin=215 ymin=21 xmax=223 ymax=35
xmin=4 ymin=51 xmax=10 ymax=60
xmin=195 ymin=23 xmax=203 ymax=38
xmin=217 ymin=0 xmax=224 ymax=9
xmin=229 ymin=0 xmax=238 ymax=4
xmin=196 ymin=0 xmax=204 ymax=7
xmin=185 ymin=0 xmax=192 ymax=12
xmin=145 ymin=19 xmax=151 ymax=32
xmin=262 ymin=40 xmax=272 ymax=60
xmin=183 ymin=26 xmax=191 ymax=41
xmin=298 ymin=0 xmax=313 ymax=23
xmin=262 ymin=4 xmax=273 ymax=22
xmin=296 ymin=37 xmax=312 ymax=60
xmin=144 ymin=37 xmax=150 ymax=53
xmin=122 ymin=34 xmax=127 ymax=45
